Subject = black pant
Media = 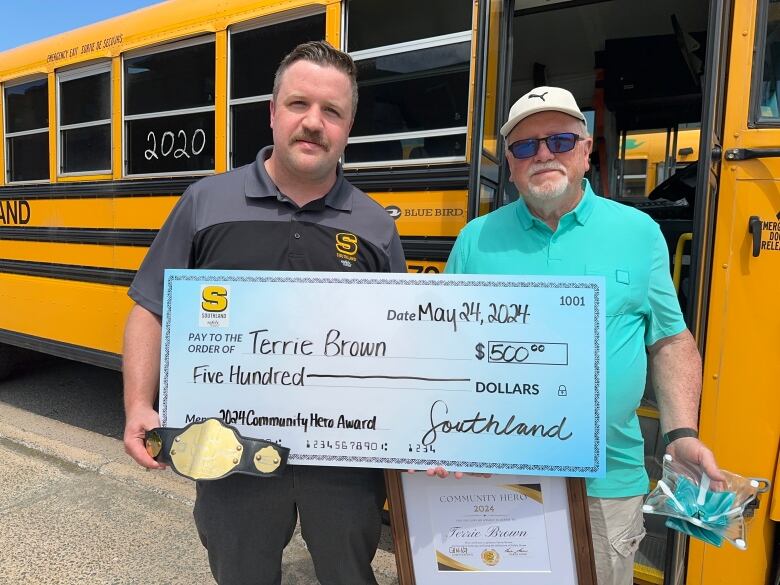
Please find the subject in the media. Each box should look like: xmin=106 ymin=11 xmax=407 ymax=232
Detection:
xmin=193 ymin=465 xmax=386 ymax=585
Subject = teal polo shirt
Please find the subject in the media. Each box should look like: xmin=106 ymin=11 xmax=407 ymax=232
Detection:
xmin=445 ymin=180 xmax=686 ymax=498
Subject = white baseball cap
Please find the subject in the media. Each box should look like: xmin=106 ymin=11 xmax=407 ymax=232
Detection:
xmin=500 ymin=86 xmax=586 ymax=138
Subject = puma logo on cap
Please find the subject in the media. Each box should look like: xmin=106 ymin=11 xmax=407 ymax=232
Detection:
xmin=500 ymin=86 xmax=586 ymax=137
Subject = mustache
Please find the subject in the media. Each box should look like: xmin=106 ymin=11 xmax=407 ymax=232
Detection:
xmin=290 ymin=130 xmax=329 ymax=151
xmin=528 ymin=162 xmax=566 ymax=174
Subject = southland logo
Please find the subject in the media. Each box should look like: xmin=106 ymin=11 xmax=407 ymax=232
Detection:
xmin=336 ymin=232 xmax=358 ymax=267
xmin=0 ymin=199 xmax=31 ymax=225
xmin=200 ymin=285 xmax=229 ymax=328
xmin=384 ymin=205 xmax=401 ymax=220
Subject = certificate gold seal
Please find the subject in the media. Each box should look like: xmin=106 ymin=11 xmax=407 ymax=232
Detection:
xmin=481 ymin=549 xmax=500 ymax=566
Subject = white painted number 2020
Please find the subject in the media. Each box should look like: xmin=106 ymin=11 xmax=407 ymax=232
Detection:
xmin=145 ymin=128 xmax=206 ymax=161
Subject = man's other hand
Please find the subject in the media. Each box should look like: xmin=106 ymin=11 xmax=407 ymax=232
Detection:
xmin=123 ymin=406 xmax=166 ymax=469
xmin=666 ymin=437 xmax=726 ymax=488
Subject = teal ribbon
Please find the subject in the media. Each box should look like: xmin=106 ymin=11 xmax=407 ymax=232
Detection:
xmin=663 ymin=476 xmax=737 ymax=547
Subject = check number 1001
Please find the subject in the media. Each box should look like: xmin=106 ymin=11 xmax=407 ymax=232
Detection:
xmin=560 ymin=295 xmax=585 ymax=306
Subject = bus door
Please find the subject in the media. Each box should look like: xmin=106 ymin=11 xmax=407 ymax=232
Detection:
xmin=657 ymin=0 xmax=734 ymax=582
xmin=469 ymin=0 xmax=513 ymax=219
xmin=342 ymin=0 xmax=476 ymax=275
xmin=505 ymin=0 xmax=778 ymax=583
xmin=687 ymin=0 xmax=780 ymax=583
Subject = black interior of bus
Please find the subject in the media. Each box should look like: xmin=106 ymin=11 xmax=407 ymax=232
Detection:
xmin=509 ymin=0 xmax=710 ymax=579
xmin=510 ymin=0 xmax=708 ymax=295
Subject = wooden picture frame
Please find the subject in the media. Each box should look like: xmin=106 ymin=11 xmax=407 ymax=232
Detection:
xmin=386 ymin=471 xmax=597 ymax=585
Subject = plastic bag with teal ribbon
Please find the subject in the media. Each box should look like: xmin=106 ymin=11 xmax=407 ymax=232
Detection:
xmin=642 ymin=454 xmax=769 ymax=549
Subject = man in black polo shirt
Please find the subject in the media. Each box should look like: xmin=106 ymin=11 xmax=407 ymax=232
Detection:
xmin=122 ymin=41 xmax=405 ymax=585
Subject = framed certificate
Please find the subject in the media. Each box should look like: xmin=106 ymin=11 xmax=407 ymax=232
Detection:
xmin=386 ymin=471 xmax=596 ymax=585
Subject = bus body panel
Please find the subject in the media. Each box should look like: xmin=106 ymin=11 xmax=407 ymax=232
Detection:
xmin=687 ymin=1 xmax=779 ymax=583
xmin=690 ymin=161 xmax=780 ymax=585
xmin=0 ymin=273 xmax=130 ymax=354
xmin=0 ymin=0 xmax=338 ymax=82
xmin=369 ymin=191 xmax=468 ymax=238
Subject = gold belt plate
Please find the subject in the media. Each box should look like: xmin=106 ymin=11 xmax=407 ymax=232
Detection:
xmin=170 ymin=418 xmax=243 ymax=480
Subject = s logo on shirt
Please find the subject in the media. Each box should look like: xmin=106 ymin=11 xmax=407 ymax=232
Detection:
xmin=336 ymin=232 xmax=358 ymax=258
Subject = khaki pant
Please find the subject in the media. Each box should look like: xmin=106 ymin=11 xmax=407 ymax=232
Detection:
xmin=588 ymin=495 xmax=646 ymax=585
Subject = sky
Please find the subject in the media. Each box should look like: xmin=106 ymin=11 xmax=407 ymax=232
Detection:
xmin=0 ymin=0 xmax=163 ymax=52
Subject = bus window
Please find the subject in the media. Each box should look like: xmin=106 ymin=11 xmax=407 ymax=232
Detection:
xmin=482 ymin=0 xmax=505 ymax=160
xmin=229 ymin=10 xmax=325 ymax=169
xmin=479 ymin=182 xmax=496 ymax=216
xmin=4 ymin=78 xmax=49 ymax=183
xmin=58 ymin=63 xmax=111 ymax=175
xmin=124 ymin=37 xmax=215 ymax=176
xmin=756 ymin=1 xmax=780 ymax=121
xmin=619 ymin=158 xmax=649 ymax=197
xmin=347 ymin=0 xmax=472 ymax=52
xmin=344 ymin=0 xmax=472 ymax=165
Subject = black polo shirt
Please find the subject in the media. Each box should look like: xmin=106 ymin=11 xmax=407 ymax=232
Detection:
xmin=129 ymin=147 xmax=406 ymax=316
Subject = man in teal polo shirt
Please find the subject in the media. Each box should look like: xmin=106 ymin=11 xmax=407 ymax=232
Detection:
xmin=444 ymin=86 xmax=723 ymax=585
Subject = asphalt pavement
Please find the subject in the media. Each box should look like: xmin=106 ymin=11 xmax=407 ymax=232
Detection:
xmin=0 ymin=401 xmax=399 ymax=585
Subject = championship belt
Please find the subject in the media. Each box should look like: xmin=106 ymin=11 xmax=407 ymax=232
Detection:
xmin=145 ymin=418 xmax=289 ymax=480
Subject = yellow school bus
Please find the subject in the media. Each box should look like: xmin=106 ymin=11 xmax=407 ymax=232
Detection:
xmin=0 ymin=1 xmax=778 ymax=584
xmin=619 ymin=128 xmax=700 ymax=197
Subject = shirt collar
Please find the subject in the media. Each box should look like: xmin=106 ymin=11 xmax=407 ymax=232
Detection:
xmin=244 ymin=146 xmax=353 ymax=211
xmin=572 ymin=178 xmax=596 ymax=225
xmin=514 ymin=178 xmax=596 ymax=230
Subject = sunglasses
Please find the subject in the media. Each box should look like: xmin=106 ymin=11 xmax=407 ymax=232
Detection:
xmin=508 ymin=132 xmax=583 ymax=159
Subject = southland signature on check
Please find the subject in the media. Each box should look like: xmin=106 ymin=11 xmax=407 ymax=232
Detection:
xmin=160 ymin=270 xmax=605 ymax=477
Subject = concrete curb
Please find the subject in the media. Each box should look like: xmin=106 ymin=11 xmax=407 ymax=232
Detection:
xmin=0 ymin=402 xmax=195 ymax=503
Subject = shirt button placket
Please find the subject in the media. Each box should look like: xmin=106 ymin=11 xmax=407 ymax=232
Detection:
xmin=290 ymin=217 xmax=303 ymax=251
xmin=547 ymin=232 xmax=560 ymax=266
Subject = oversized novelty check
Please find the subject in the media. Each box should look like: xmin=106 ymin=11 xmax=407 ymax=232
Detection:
xmin=160 ymin=270 xmax=605 ymax=476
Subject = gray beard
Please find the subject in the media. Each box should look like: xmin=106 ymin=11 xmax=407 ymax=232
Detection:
xmin=522 ymin=178 xmax=570 ymax=215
